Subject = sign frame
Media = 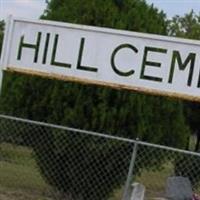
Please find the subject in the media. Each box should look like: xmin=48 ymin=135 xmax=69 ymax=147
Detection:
xmin=1 ymin=15 xmax=200 ymax=102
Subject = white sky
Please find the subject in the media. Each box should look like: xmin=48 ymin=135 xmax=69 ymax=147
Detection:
xmin=147 ymin=0 xmax=200 ymax=18
xmin=0 ymin=0 xmax=46 ymax=20
xmin=0 ymin=0 xmax=200 ymax=21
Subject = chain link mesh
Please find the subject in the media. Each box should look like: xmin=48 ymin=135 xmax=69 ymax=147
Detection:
xmin=0 ymin=115 xmax=200 ymax=200
xmin=0 ymin=115 xmax=133 ymax=200
xmin=133 ymin=143 xmax=200 ymax=199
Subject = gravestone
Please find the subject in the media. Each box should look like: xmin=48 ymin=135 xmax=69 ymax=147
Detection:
xmin=165 ymin=176 xmax=193 ymax=200
xmin=130 ymin=182 xmax=145 ymax=200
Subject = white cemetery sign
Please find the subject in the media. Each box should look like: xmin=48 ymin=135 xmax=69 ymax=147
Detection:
xmin=1 ymin=16 xmax=200 ymax=101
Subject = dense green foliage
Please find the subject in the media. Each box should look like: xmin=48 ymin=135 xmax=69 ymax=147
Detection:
xmin=168 ymin=11 xmax=200 ymax=40
xmin=0 ymin=0 xmax=193 ymax=199
xmin=30 ymin=127 xmax=133 ymax=200
xmin=168 ymin=11 xmax=200 ymax=152
xmin=168 ymin=11 xmax=200 ymax=187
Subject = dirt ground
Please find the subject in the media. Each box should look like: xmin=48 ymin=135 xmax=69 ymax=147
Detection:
xmin=0 ymin=187 xmax=53 ymax=200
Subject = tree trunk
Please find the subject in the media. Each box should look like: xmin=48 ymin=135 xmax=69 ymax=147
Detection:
xmin=195 ymin=130 xmax=200 ymax=152
xmin=185 ymin=136 xmax=190 ymax=150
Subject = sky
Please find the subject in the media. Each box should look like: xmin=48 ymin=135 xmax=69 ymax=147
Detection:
xmin=0 ymin=0 xmax=200 ymax=21
xmin=0 ymin=0 xmax=47 ymax=20
xmin=147 ymin=0 xmax=200 ymax=18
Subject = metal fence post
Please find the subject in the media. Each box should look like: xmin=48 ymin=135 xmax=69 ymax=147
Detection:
xmin=122 ymin=138 xmax=139 ymax=200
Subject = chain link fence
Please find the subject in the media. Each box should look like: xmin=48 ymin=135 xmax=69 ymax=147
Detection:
xmin=0 ymin=114 xmax=200 ymax=200
xmin=133 ymin=141 xmax=200 ymax=200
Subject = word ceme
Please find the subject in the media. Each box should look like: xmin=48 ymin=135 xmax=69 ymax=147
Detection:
xmin=17 ymin=32 xmax=198 ymax=88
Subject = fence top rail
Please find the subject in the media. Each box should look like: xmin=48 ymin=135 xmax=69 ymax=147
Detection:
xmin=0 ymin=114 xmax=134 ymax=143
xmin=137 ymin=140 xmax=200 ymax=157
xmin=0 ymin=114 xmax=199 ymax=157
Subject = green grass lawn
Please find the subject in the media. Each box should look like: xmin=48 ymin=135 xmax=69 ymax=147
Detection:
xmin=0 ymin=142 xmax=199 ymax=200
xmin=108 ymin=163 xmax=173 ymax=200
xmin=110 ymin=161 xmax=200 ymax=200
xmin=0 ymin=143 xmax=52 ymax=200
xmin=135 ymin=162 xmax=174 ymax=198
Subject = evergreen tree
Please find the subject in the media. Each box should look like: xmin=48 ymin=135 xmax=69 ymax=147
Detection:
xmin=168 ymin=10 xmax=200 ymax=188
xmin=168 ymin=11 xmax=200 ymax=152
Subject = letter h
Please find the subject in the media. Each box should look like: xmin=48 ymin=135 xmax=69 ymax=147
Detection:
xmin=17 ymin=32 xmax=42 ymax=63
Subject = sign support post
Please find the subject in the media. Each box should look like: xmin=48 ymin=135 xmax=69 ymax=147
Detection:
xmin=0 ymin=15 xmax=14 ymax=93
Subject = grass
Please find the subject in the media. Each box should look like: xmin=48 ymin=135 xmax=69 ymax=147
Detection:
xmin=108 ymin=187 xmax=123 ymax=200
xmin=0 ymin=143 xmax=35 ymax=166
xmin=109 ymin=161 xmax=200 ymax=200
xmin=108 ymin=163 xmax=173 ymax=200
xmin=135 ymin=162 xmax=174 ymax=198
xmin=0 ymin=142 xmax=199 ymax=200
xmin=0 ymin=143 xmax=52 ymax=200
